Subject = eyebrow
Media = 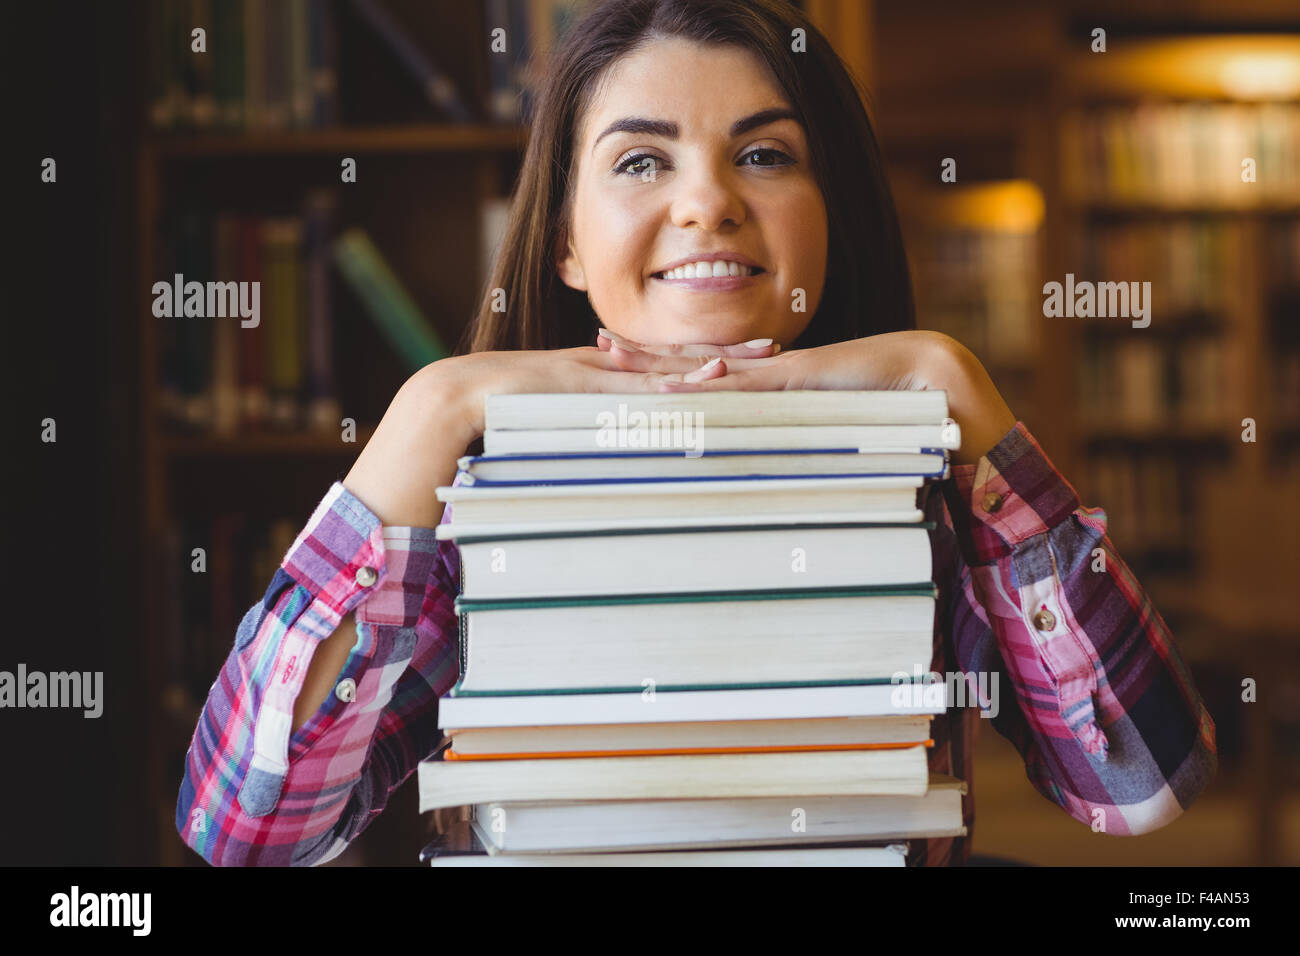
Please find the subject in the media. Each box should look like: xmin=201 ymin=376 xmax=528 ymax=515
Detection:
xmin=591 ymin=107 xmax=801 ymax=153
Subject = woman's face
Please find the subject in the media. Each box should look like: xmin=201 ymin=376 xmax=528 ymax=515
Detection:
xmin=558 ymin=36 xmax=828 ymax=348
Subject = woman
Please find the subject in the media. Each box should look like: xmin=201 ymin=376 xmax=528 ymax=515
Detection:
xmin=176 ymin=0 xmax=1216 ymax=866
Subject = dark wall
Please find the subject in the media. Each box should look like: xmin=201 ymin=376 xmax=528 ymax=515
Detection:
xmin=9 ymin=2 xmax=144 ymax=865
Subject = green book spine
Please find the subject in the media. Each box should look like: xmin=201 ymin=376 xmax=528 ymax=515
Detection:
xmin=453 ymin=519 xmax=937 ymax=546
xmin=331 ymin=228 xmax=448 ymax=371
xmin=456 ymin=582 xmax=938 ymax=614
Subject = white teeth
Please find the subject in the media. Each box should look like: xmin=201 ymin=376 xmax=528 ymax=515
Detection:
xmin=659 ymin=260 xmax=754 ymax=280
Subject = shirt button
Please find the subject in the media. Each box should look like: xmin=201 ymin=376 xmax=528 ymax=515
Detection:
xmin=355 ymin=566 xmax=377 ymax=587
xmin=981 ymin=492 xmax=1004 ymax=513
xmin=335 ymin=678 xmax=357 ymax=703
xmin=1033 ymin=608 xmax=1056 ymax=631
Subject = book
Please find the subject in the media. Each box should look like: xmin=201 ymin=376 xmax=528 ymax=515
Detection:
xmin=416 ymin=745 xmax=930 ymax=811
xmin=331 ymin=228 xmax=449 ymax=371
xmin=453 ymin=586 xmax=937 ymax=694
xmin=445 ymin=714 xmax=933 ymax=757
xmin=302 ymin=191 xmax=341 ymax=431
xmin=472 ymin=773 xmax=965 ymax=853
xmin=210 ymin=213 xmax=241 ymax=436
xmin=451 ymin=524 xmax=934 ymax=598
xmin=485 ymin=390 xmax=952 ymax=428
xmin=435 ymin=475 xmax=925 ymax=529
xmin=484 ymin=422 xmax=962 ymax=455
xmin=434 ymin=841 xmax=909 ymax=867
xmin=437 ymin=682 xmax=948 ymax=729
xmin=262 ymin=218 xmax=304 ymax=429
xmin=236 ymin=217 xmax=268 ymax=429
xmin=458 ymin=449 xmax=949 ymax=485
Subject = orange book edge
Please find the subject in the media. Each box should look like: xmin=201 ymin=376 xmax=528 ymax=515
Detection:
xmin=443 ymin=739 xmax=935 ymax=761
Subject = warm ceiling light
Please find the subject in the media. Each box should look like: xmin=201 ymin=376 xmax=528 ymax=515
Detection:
xmin=1219 ymin=53 xmax=1300 ymax=98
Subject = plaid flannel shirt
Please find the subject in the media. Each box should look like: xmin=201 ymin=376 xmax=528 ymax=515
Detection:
xmin=176 ymin=421 xmax=1217 ymax=865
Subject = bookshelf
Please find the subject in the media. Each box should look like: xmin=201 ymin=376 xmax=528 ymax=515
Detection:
xmin=872 ymin=4 xmax=1300 ymax=863
xmin=1052 ymin=41 xmax=1300 ymax=639
xmin=136 ymin=0 xmax=547 ymax=867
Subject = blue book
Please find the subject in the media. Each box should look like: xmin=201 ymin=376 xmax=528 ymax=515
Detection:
xmin=456 ymin=448 xmax=950 ymax=485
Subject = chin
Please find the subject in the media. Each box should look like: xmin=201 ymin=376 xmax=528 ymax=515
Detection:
xmin=656 ymin=316 xmax=767 ymax=347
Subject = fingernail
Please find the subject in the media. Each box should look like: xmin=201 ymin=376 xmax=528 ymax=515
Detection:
xmin=772 ymin=343 xmax=781 ymax=354
xmin=743 ymin=338 xmax=772 ymax=348
xmin=611 ymin=340 xmax=639 ymax=353
xmin=684 ymin=356 xmax=721 ymax=382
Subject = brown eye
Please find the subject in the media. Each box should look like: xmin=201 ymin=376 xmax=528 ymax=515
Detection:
xmin=616 ymin=153 xmax=666 ymax=177
xmin=742 ymin=148 xmax=793 ymax=167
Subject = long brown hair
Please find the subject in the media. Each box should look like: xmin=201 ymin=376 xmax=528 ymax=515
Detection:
xmin=458 ymin=0 xmax=914 ymax=356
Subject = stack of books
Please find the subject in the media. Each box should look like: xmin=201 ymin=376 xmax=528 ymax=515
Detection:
xmin=417 ymin=391 xmax=966 ymax=866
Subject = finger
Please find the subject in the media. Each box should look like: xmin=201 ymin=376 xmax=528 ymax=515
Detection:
xmin=609 ymin=343 xmax=786 ymax=376
xmin=607 ymin=343 xmax=717 ymax=374
xmin=657 ymin=364 xmax=785 ymax=392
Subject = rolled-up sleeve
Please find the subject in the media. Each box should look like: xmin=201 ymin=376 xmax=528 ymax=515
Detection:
xmin=176 ymin=481 xmax=460 ymax=865
xmin=939 ymin=421 xmax=1217 ymax=836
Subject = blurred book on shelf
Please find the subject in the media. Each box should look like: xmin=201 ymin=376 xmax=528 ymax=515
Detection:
xmin=1060 ymin=102 xmax=1300 ymax=206
xmin=487 ymin=0 xmax=595 ymax=124
xmin=156 ymin=191 xmax=343 ymax=436
xmin=898 ymin=180 xmax=1043 ymax=422
xmin=148 ymin=0 xmax=602 ymax=131
xmin=150 ymin=0 xmax=340 ymax=131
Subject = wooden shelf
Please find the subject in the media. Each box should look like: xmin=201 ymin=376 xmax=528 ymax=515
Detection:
xmin=147 ymin=124 xmax=528 ymax=158
xmin=161 ymin=428 xmax=377 ymax=458
xmin=1065 ymin=199 xmax=1300 ymax=216
xmin=1078 ymin=424 xmax=1232 ymax=444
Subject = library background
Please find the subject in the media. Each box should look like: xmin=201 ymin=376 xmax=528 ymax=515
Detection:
xmin=19 ymin=0 xmax=1299 ymax=866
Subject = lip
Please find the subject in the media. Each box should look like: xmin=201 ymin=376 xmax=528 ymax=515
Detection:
xmin=649 ymin=252 xmax=765 ymax=277
xmin=651 ymin=272 xmax=766 ymax=292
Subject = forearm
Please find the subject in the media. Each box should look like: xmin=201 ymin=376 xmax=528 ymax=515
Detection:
xmin=292 ymin=611 xmax=360 ymax=734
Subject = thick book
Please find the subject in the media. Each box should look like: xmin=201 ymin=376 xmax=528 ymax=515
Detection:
xmin=437 ymin=682 xmax=949 ymax=728
xmin=471 ymin=773 xmax=965 ymax=853
xmin=435 ymin=475 xmax=924 ymax=529
xmin=452 ymin=523 xmax=935 ymax=599
xmin=484 ymin=390 xmax=951 ymax=429
xmin=458 ymin=449 xmax=948 ymax=485
xmin=483 ymin=422 xmax=962 ymax=455
xmin=434 ymin=841 xmax=910 ymax=867
xmin=445 ymin=714 xmax=933 ymax=757
xmin=416 ymin=745 xmax=930 ymax=811
xmin=453 ymin=585 xmax=936 ymax=694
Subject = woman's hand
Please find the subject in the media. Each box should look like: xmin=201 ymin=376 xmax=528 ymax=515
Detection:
xmin=599 ymin=330 xmax=1018 ymax=467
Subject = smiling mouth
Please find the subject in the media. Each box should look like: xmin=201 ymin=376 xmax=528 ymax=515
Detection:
xmin=647 ymin=267 xmax=759 ymax=278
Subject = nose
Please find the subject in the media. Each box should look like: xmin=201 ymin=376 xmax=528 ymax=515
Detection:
xmin=668 ymin=160 xmax=747 ymax=232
